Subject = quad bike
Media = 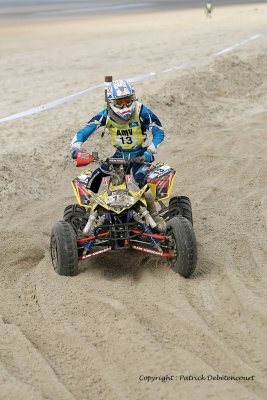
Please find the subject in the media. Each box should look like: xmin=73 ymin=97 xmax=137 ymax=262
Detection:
xmin=50 ymin=152 xmax=197 ymax=278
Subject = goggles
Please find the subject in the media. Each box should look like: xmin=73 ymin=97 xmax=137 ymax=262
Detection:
xmin=113 ymin=96 xmax=134 ymax=109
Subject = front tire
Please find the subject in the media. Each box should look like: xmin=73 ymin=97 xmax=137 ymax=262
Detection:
xmin=50 ymin=221 xmax=79 ymax=276
xmin=167 ymin=216 xmax=197 ymax=278
xmin=169 ymin=196 xmax=193 ymax=225
xmin=63 ymin=204 xmax=87 ymax=234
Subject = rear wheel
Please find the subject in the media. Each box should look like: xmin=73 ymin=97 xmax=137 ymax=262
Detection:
xmin=167 ymin=216 xmax=197 ymax=278
xmin=168 ymin=196 xmax=193 ymax=225
xmin=50 ymin=221 xmax=79 ymax=276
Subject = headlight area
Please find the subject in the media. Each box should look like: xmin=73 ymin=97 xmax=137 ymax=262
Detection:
xmin=106 ymin=191 xmax=135 ymax=208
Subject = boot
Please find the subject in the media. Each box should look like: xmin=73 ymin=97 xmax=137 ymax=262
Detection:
xmin=144 ymin=189 xmax=167 ymax=233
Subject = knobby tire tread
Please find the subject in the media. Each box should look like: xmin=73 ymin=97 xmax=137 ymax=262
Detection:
xmin=51 ymin=221 xmax=79 ymax=276
xmin=167 ymin=216 xmax=197 ymax=278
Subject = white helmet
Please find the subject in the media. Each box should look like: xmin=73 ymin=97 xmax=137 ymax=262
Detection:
xmin=107 ymin=79 xmax=136 ymax=121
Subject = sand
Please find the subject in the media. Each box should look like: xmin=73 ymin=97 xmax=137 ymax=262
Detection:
xmin=0 ymin=4 xmax=266 ymax=400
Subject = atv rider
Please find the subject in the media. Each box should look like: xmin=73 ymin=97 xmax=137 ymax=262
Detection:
xmin=70 ymin=79 xmax=166 ymax=231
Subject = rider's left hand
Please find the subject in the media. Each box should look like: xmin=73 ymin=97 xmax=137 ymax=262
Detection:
xmin=143 ymin=151 xmax=154 ymax=163
xmin=147 ymin=143 xmax=157 ymax=154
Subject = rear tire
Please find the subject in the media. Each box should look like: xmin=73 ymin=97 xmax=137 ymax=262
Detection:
xmin=169 ymin=196 xmax=193 ymax=225
xmin=50 ymin=221 xmax=79 ymax=276
xmin=167 ymin=216 xmax=197 ymax=278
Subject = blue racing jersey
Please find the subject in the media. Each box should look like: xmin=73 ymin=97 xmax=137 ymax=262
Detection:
xmin=71 ymin=102 xmax=165 ymax=158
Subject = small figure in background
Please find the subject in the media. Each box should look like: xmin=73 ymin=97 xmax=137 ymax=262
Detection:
xmin=205 ymin=2 xmax=213 ymax=18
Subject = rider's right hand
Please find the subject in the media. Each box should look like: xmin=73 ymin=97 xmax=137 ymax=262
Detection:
xmin=70 ymin=150 xmax=78 ymax=159
xmin=70 ymin=142 xmax=83 ymax=159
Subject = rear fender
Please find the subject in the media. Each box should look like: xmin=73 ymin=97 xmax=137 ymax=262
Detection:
xmin=147 ymin=164 xmax=176 ymax=200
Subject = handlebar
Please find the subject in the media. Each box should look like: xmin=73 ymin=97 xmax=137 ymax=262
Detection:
xmin=75 ymin=151 xmax=148 ymax=168
xmin=106 ymin=156 xmax=145 ymax=165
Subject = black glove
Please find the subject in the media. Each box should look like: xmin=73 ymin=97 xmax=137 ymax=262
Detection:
xmin=70 ymin=150 xmax=78 ymax=159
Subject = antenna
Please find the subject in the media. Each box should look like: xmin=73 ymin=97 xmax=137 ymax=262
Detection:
xmin=104 ymin=75 xmax=113 ymax=102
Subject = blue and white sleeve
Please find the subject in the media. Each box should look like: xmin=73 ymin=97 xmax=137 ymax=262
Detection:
xmin=71 ymin=109 xmax=108 ymax=149
xmin=140 ymin=105 xmax=165 ymax=148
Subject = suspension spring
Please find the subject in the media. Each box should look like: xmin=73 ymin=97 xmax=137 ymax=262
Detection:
xmin=143 ymin=224 xmax=159 ymax=247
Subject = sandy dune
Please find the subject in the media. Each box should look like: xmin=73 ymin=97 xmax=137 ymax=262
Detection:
xmin=0 ymin=4 xmax=267 ymax=400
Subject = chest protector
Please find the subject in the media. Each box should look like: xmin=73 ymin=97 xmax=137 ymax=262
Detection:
xmin=106 ymin=103 xmax=145 ymax=150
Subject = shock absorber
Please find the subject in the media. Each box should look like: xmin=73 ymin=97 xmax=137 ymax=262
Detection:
xmin=83 ymin=214 xmax=106 ymax=255
xmin=95 ymin=213 xmax=106 ymax=228
xmin=83 ymin=209 xmax=98 ymax=234
xmin=83 ymin=238 xmax=95 ymax=252
xmin=143 ymin=224 xmax=159 ymax=247
xmin=132 ymin=211 xmax=159 ymax=248
xmin=140 ymin=207 xmax=157 ymax=229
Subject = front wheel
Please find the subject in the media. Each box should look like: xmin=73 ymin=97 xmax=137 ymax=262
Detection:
xmin=50 ymin=221 xmax=79 ymax=276
xmin=169 ymin=196 xmax=193 ymax=225
xmin=167 ymin=216 xmax=197 ymax=278
xmin=63 ymin=204 xmax=87 ymax=234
